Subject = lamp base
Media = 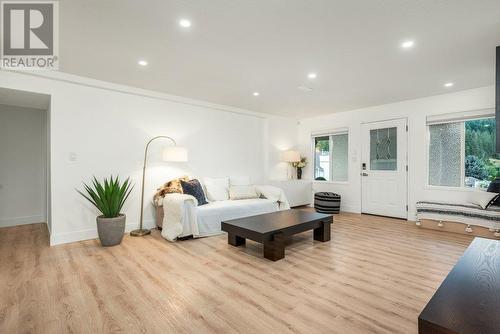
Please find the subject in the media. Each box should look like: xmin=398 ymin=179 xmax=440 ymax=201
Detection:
xmin=130 ymin=228 xmax=151 ymax=237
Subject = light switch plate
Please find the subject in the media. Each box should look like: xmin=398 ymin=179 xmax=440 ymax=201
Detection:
xmin=68 ymin=152 xmax=77 ymax=162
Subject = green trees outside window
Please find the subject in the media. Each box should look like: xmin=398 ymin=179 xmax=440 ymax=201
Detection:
xmin=464 ymin=118 xmax=499 ymax=188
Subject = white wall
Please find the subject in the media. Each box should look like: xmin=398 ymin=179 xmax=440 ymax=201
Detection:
xmin=298 ymin=86 xmax=495 ymax=219
xmin=0 ymin=71 xmax=296 ymax=245
xmin=0 ymin=104 xmax=47 ymax=228
xmin=264 ymin=116 xmax=299 ymax=180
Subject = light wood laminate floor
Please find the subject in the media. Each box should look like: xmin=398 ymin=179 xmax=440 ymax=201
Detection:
xmin=0 ymin=212 xmax=473 ymax=333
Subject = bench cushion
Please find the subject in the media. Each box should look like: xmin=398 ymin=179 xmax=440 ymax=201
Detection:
xmin=416 ymin=201 xmax=500 ymax=230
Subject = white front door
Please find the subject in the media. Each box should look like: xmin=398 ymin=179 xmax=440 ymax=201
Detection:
xmin=361 ymin=119 xmax=408 ymax=219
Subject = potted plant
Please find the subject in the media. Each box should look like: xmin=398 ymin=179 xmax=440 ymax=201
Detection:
xmin=292 ymin=157 xmax=307 ymax=180
xmin=77 ymin=176 xmax=133 ymax=246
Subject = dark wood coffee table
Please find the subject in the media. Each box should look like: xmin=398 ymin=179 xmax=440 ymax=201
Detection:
xmin=418 ymin=237 xmax=500 ymax=334
xmin=221 ymin=209 xmax=333 ymax=261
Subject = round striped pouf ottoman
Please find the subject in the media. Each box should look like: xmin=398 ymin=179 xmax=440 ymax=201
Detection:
xmin=314 ymin=192 xmax=341 ymax=214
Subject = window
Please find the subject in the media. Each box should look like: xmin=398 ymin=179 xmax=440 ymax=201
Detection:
xmin=313 ymin=132 xmax=348 ymax=182
xmin=428 ymin=116 xmax=498 ymax=189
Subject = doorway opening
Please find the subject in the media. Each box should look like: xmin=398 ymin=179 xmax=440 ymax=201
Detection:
xmin=0 ymin=87 xmax=51 ymax=242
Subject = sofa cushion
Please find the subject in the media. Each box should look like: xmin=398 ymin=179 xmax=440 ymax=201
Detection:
xmin=466 ymin=191 xmax=499 ymax=209
xmin=193 ymin=199 xmax=279 ymax=236
xmin=203 ymin=177 xmax=229 ymax=201
xmin=230 ymin=176 xmax=251 ymax=186
xmin=229 ymin=185 xmax=259 ymax=200
xmin=180 ymin=179 xmax=208 ymax=206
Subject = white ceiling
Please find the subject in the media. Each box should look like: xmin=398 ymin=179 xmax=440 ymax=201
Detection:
xmin=59 ymin=0 xmax=500 ymax=118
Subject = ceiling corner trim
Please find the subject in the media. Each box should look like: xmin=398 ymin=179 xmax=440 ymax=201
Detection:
xmin=10 ymin=70 xmax=275 ymax=120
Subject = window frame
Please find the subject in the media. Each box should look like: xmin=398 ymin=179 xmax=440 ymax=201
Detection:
xmin=311 ymin=128 xmax=349 ymax=184
xmin=425 ymin=109 xmax=495 ymax=191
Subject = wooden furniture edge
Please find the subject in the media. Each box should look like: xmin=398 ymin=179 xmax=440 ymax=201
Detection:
xmin=222 ymin=213 xmax=333 ymax=261
xmin=418 ymin=237 xmax=500 ymax=333
xmin=222 ymin=215 xmax=332 ymax=240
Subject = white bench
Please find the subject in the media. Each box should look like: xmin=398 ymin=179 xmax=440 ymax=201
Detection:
xmin=416 ymin=201 xmax=500 ymax=239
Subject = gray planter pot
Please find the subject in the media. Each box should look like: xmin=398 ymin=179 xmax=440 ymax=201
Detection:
xmin=96 ymin=214 xmax=126 ymax=246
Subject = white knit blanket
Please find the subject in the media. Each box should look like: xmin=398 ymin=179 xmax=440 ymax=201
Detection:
xmin=255 ymin=185 xmax=291 ymax=210
xmin=161 ymin=193 xmax=198 ymax=241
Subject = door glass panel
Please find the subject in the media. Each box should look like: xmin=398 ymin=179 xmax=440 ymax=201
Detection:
xmin=370 ymin=127 xmax=397 ymax=171
xmin=314 ymin=136 xmax=330 ymax=180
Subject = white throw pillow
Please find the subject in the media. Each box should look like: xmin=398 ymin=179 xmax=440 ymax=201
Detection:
xmin=466 ymin=191 xmax=499 ymax=209
xmin=203 ymin=177 xmax=229 ymax=201
xmin=229 ymin=185 xmax=259 ymax=200
xmin=230 ymin=176 xmax=251 ymax=186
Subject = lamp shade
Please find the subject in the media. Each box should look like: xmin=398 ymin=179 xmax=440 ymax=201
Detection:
xmin=282 ymin=150 xmax=300 ymax=162
xmin=162 ymin=146 xmax=188 ymax=162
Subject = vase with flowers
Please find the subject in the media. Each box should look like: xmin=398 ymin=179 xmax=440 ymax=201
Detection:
xmin=292 ymin=157 xmax=307 ymax=180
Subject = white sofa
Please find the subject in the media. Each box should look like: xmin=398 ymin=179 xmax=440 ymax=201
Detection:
xmin=157 ymin=197 xmax=286 ymax=239
xmin=154 ymin=177 xmax=290 ymax=241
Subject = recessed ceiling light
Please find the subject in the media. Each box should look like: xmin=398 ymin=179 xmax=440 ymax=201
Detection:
xmin=253 ymin=92 xmax=260 ymax=96
xmin=401 ymin=40 xmax=415 ymax=49
xmin=179 ymin=19 xmax=192 ymax=28
xmin=138 ymin=60 xmax=148 ymax=66
xmin=444 ymin=82 xmax=454 ymax=88
xmin=308 ymin=73 xmax=317 ymax=79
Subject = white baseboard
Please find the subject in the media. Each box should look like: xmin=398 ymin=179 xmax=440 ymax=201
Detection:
xmin=408 ymin=211 xmax=417 ymax=221
xmin=305 ymin=203 xmax=360 ymax=213
xmin=0 ymin=215 xmax=44 ymax=228
xmin=340 ymin=205 xmax=361 ymax=214
xmin=50 ymin=219 xmax=156 ymax=246
xmin=338 ymin=205 xmax=414 ymax=221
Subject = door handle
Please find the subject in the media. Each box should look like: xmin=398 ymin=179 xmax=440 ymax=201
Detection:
xmin=361 ymin=172 xmax=369 ymax=176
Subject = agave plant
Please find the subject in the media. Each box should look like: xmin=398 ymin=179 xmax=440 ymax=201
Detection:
xmin=77 ymin=176 xmax=134 ymax=218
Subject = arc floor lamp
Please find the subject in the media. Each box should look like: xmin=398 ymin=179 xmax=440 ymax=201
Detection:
xmin=130 ymin=136 xmax=188 ymax=237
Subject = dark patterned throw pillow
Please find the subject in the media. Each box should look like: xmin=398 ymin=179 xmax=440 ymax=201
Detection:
xmin=487 ymin=178 xmax=500 ymax=206
xmin=180 ymin=179 xmax=208 ymax=206
xmin=486 ymin=193 xmax=500 ymax=209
